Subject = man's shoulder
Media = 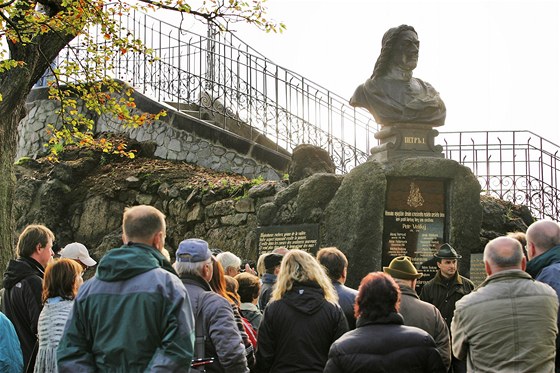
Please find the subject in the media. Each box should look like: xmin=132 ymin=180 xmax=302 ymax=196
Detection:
xmin=459 ymin=275 xmax=475 ymax=289
xmin=540 ymin=262 xmax=560 ymax=277
xmin=336 ymin=283 xmax=358 ymax=297
xmin=80 ymin=268 xmax=185 ymax=299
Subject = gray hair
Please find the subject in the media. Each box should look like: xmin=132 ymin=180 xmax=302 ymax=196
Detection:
xmin=483 ymin=237 xmax=523 ymax=269
xmin=173 ymin=258 xmax=211 ymax=278
xmin=216 ymin=251 xmax=241 ymax=272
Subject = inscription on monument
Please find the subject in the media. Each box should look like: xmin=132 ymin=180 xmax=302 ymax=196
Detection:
xmin=403 ymin=137 xmax=426 ymax=144
xmin=469 ymin=253 xmax=486 ymax=287
xmin=256 ymin=224 xmax=319 ymax=255
xmin=382 ymin=177 xmax=448 ymax=289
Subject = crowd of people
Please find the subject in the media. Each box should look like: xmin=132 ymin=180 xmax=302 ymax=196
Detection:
xmin=1 ymin=204 xmax=560 ymax=372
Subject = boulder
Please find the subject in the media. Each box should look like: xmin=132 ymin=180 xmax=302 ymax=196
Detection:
xmin=288 ymin=144 xmax=335 ymax=182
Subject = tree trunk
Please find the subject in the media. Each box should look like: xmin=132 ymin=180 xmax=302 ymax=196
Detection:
xmin=0 ymin=95 xmax=25 ymax=280
xmin=0 ymin=19 xmax=77 ymax=280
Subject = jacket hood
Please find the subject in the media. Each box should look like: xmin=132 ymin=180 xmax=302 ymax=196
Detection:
xmin=282 ymin=281 xmax=326 ymax=315
xmin=2 ymin=257 xmax=44 ymax=289
xmin=96 ymin=243 xmax=176 ymax=282
xmin=526 ymin=245 xmax=560 ymax=278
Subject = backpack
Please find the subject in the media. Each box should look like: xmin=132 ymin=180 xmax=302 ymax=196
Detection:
xmin=240 ymin=315 xmax=257 ymax=349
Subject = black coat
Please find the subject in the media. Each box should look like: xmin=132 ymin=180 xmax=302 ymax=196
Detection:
xmin=324 ymin=313 xmax=446 ymax=373
xmin=255 ymin=281 xmax=348 ymax=373
xmin=419 ymin=271 xmax=474 ymax=327
xmin=2 ymin=257 xmax=44 ymax=372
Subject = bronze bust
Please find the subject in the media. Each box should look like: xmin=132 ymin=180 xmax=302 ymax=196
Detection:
xmin=350 ymin=25 xmax=446 ymax=127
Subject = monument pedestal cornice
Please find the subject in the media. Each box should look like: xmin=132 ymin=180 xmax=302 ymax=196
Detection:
xmin=370 ymin=123 xmax=444 ymax=163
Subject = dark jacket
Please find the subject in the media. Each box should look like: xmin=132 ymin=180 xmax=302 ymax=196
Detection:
xmin=398 ymin=284 xmax=450 ymax=370
xmin=333 ymin=281 xmax=358 ymax=330
xmin=2 ymin=257 xmax=44 ymax=372
xmin=57 ymin=243 xmax=195 ymax=372
xmin=182 ymin=275 xmax=249 ymax=373
xmin=255 ymin=281 xmax=348 ymax=373
xmin=324 ymin=313 xmax=446 ymax=373
xmin=419 ymin=271 xmax=474 ymax=327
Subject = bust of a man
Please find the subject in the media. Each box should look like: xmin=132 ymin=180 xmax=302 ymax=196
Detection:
xmin=350 ymin=25 xmax=446 ymax=127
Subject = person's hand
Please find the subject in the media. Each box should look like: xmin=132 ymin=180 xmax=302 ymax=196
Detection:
xmin=245 ymin=263 xmax=257 ymax=276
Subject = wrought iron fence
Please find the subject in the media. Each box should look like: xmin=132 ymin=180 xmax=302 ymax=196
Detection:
xmin=47 ymin=7 xmax=378 ymax=173
xmin=439 ymin=131 xmax=560 ymax=220
xmin=40 ymin=8 xmax=560 ymax=219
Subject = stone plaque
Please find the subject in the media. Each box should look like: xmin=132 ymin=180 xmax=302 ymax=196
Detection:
xmin=469 ymin=253 xmax=487 ymax=287
xmin=382 ymin=177 xmax=448 ymax=289
xmin=257 ymin=224 xmax=320 ymax=255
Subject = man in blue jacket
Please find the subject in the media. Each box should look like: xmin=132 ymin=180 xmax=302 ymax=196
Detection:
xmin=57 ymin=205 xmax=195 ymax=372
xmin=526 ymin=219 xmax=560 ymax=372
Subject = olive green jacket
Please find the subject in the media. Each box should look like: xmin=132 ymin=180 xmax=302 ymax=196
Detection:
xmin=451 ymin=269 xmax=558 ymax=373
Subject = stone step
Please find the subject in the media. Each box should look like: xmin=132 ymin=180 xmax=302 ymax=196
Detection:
xmin=164 ymin=101 xmax=200 ymax=112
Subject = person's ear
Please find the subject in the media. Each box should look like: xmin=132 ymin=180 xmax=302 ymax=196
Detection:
xmin=521 ymin=256 xmax=527 ymax=271
xmin=527 ymin=242 xmax=536 ymax=260
xmin=152 ymin=231 xmax=165 ymax=251
xmin=484 ymin=261 xmax=492 ymax=277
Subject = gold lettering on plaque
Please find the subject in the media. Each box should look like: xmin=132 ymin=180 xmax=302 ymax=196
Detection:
xmin=407 ymin=182 xmax=425 ymax=208
xmin=404 ymin=137 xmax=426 ymax=144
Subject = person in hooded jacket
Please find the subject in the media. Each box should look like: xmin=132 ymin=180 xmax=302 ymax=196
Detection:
xmin=0 ymin=311 xmax=23 ymax=373
xmin=324 ymin=272 xmax=446 ymax=373
xmin=3 ymin=224 xmax=55 ymax=373
xmin=57 ymin=205 xmax=195 ymax=372
xmin=254 ymin=249 xmax=348 ymax=373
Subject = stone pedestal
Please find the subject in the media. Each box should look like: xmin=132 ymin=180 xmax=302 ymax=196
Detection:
xmin=370 ymin=123 xmax=443 ymax=162
xmin=322 ymin=157 xmax=482 ymax=288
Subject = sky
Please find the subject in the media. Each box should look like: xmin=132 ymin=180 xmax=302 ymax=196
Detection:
xmin=223 ymin=0 xmax=560 ymax=145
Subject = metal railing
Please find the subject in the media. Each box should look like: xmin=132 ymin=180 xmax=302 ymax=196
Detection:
xmin=439 ymin=131 xmax=560 ymax=220
xmin=40 ymin=8 xmax=560 ymax=219
xmin=48 ymin=7 xmax=378 ymax=173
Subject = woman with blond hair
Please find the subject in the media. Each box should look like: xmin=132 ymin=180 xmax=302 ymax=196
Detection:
xmin=255 ymin=249 xmax=348 ymax=373
xmin=34 ymin=258 xmax=83 ymax=373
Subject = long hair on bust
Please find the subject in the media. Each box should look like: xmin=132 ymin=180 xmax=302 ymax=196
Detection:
xmin=42 ymin=258 xmax=83 ymax=303
xmin=271 ymin=249 xmax=338 ymax=304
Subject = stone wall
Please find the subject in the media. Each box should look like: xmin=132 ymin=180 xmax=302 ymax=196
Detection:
xmin=18 ymin=86 xmax=290 ymax=180
xmin=13 ymin=147 xmax=532 ymax=285
xmin=14 ymin=155 xmax=287 ymax=266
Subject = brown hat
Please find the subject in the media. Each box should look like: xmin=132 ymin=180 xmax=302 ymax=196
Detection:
xmin=383 ymin=256 xmax=423 ymax=280
xmin=434 ymin=243 xmax=462 ymax=259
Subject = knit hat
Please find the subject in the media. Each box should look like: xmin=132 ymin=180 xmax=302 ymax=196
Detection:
xmin=383 ymin=256 xmax=423 ymax=280
xmin=60 ymin=243 xmax=97 ymax=267
xmin=434 ymin=243 xmax=462 ymax=259
xmin=176 ymin=239 xmax=211 ymax=263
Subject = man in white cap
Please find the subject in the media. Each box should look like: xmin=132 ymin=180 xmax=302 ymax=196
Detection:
xmin=59 ymin=243 xmax=97 ymax=272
